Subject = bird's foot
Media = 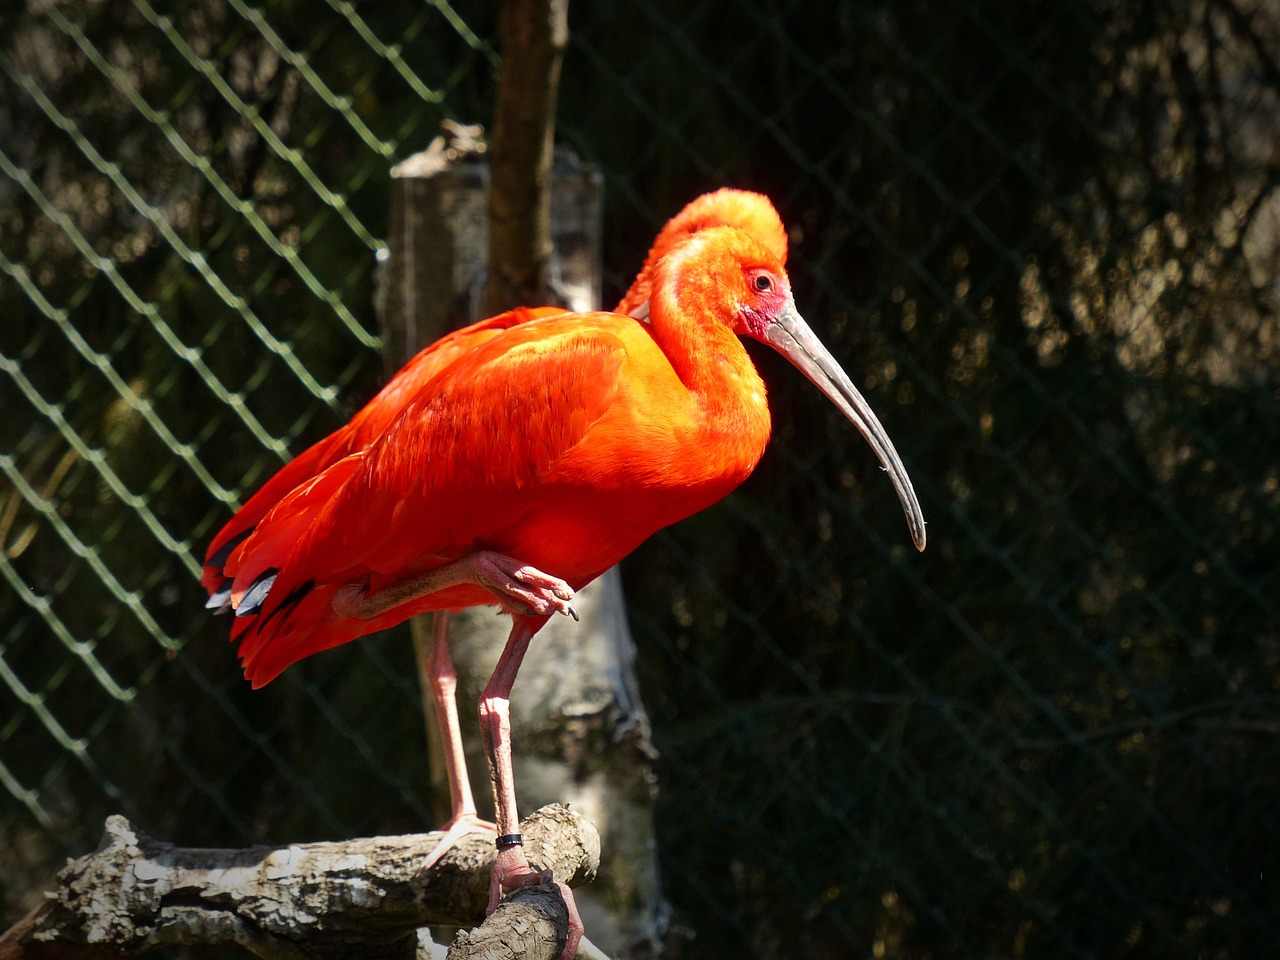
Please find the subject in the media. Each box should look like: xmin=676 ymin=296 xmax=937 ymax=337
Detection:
xmin=330 ymin=555 xmax=577 ymax=623
xmin=418 ymin=813 xmax=498 ymax=873
xmin=470 ymin=551 xmax=578 ymax=621
xmin=489 ymin=845 xmax=584 ymax=960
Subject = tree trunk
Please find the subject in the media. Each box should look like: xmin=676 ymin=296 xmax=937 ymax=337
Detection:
xmin=484 ymin=0 xmax=570 ymax=315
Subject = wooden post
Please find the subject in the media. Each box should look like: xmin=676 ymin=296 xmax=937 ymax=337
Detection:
xmin=378 ymin=130 xmax=668 ymax=958
xmin=484 ymin=0 xmax=570 ymax=314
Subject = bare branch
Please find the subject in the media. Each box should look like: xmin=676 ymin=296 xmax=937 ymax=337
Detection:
xmin=4 ymin=805 xmax=598 ymax=960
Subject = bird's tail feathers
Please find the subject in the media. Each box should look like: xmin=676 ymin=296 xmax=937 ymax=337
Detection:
xmin=221 ymin=452 xmax=366 ymax=686
xmin=232 ymin=577 xmax=359 ymax=688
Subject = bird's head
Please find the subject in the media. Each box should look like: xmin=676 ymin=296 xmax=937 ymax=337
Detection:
xmin=620 ymin=188 xmax=788 ymax=317
xmin=662 ymin=226 xmax=927 ymax=552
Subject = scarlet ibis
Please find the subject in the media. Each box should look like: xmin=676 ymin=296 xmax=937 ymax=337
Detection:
xmin=206 ymin=197 xmax=925 ymax=958
xmin=202 ymin=190 xmax=795 ymax=874
xmin=202 ymin=189 xmax=788 ymax=604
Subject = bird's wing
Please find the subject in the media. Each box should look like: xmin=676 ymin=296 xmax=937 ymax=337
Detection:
xmin=201 ymin=306 xmax=563 ymax=599
xmin=233 ymin=316 xmax=630 ymax=624
xmin=352 ymin=306 xmax=567 ymax=439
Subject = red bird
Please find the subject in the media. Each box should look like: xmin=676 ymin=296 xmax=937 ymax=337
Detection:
xmin=206 ymin=196 xmax=925 ymax=958
xmin=203 ymin=190 xmax=794 ymax=876
xmin=203 ymin=189 xmax=787 ymax=605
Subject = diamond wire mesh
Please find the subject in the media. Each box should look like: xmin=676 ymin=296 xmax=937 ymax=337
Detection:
xmin=3 ymin=1 xmax=1279 ymax=958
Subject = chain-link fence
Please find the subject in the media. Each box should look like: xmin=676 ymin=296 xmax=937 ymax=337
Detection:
xmin=3 ymin=0 xmax=1279 ymax=957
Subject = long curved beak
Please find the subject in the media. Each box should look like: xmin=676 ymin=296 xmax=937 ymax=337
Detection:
xmin=764 ymin=302 xmax=927 ymax=551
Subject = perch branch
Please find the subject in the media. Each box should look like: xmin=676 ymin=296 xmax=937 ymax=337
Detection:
xmin=3 ymin=804 xmax=598 ymax=960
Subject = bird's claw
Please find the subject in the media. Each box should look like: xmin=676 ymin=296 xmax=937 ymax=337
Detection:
xmin=489 ymin=849 xmax=584 ymax=959
xmin=477 ymin=553 xmax=576 ymax=619
xmin=419 ymin=814 xmax=498 ymax=875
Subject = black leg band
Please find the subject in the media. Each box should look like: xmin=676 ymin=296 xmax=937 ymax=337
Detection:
xmin=495 ymin=833 xmax=524 ymax=849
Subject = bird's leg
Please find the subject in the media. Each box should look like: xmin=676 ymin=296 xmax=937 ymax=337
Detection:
xmin=479 ymin=616 xmax=584 ymax=960
xmin=419 ymin=610 xmax=496 ymax=873
xmin=427 ymin=611 xmax=481 ymax=821
xmin=336 ymin=557 xmax=584 ymax=953
xmin=333 ymin=550 xmax=577 ymax=621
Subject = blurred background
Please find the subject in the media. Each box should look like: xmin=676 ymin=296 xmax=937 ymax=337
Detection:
xmin=2 ymin=1 xmax=1278 ymax=957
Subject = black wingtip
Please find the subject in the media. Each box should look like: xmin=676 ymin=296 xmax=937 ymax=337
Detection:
xmin=259 ymin=578 xmax=316 ymax=629
xmin=236 ymin=568 xmax=279 ymax=617
xmin=206 ymin=527 xmax=254 ymax=571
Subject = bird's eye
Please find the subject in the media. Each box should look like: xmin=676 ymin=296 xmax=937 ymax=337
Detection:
xmin=753 ymin=273 xmax=773 ymax=293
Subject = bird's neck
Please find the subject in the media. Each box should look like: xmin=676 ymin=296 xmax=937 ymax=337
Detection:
xmin=650 ymin=283 xmax=772 ymax=453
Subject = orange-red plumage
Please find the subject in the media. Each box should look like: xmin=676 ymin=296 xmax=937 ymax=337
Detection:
xmin=202 ymin=189 xmax=787 ymax=609
xmin=225 ymin=231 xmax=780 ymax=685
xmin=200 ymin=306 xmax=561 ymax=595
